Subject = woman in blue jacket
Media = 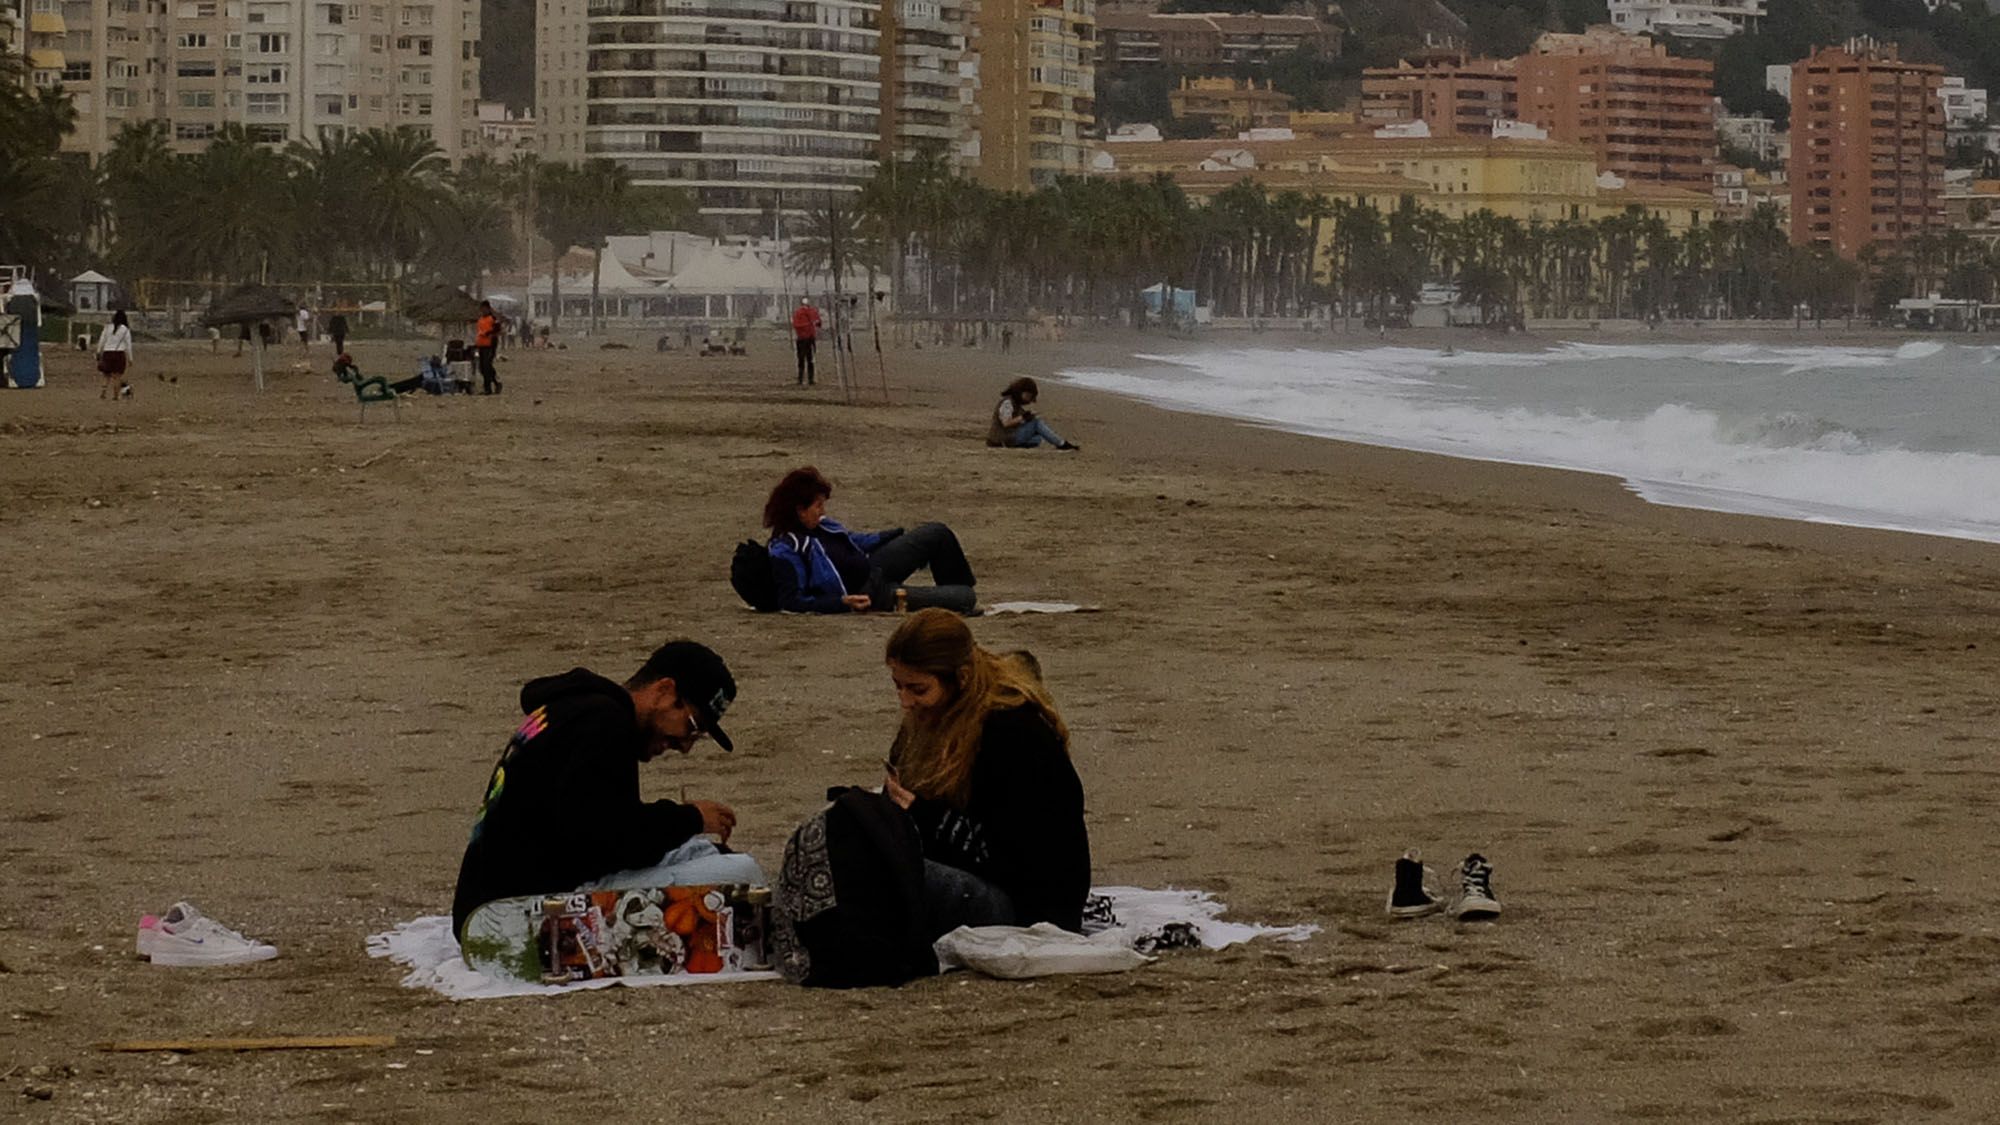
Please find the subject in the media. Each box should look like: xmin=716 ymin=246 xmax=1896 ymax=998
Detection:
xmin=763 ymin=466 xmax=977 ymax=614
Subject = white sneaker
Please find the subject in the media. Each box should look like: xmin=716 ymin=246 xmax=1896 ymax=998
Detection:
xmin=139 ymin=902 xmax=279 ymax=966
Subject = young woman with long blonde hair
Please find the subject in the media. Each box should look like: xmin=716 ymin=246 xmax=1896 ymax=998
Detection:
xmin=880 ymin=609 xmax=1090 ymax=934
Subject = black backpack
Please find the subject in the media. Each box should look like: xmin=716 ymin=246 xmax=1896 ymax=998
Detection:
xmin=730 ymin=539 xmax=779 ymax=611
xmin=770 ymin=789 xmax=937 ymax=988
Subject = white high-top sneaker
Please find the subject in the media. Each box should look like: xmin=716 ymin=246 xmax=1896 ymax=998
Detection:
xmin=138 ymin=902 xmax=279 ymax=966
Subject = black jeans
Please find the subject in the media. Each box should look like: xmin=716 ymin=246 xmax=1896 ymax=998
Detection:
xmin=477 ymin=344 xmax=499 ymax=393
xmin=865 ymin=522 xmax=976 ymax=612
xmin=795 ymin=337 xmax=815 ymax=383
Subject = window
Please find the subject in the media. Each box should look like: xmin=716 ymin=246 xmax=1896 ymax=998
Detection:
xmin=253 ymin=32 xmax=289 ymax=52
xmin=177 ymin=31 xmax=208 ymax=47
xmin=178 ymin=60 xmax=217 ymax=76
xmin=323 ymin=2 xmax=341 ymax=20
xmin=247 ymin=91 xmax=289 ymax=114
xmin=317 ymin=33 xmax=342 ymax=54
xmin=176 ymin=121 xmax=219 ymax=140
xmin=247 ymin=63 xmax=288 ymax=82
xmin=246 ymin=124 xmax=290 ymax=142
xmin=178 ymin=89 xmax=216 ymax=106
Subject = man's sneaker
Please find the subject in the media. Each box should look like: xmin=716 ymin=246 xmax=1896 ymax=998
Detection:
xmin=1454 ymin=854 xmax=1501 ymax=921
xmin=139 ymin=902 xmax=279 ymax=966
xmin=1386 ymin=850 xmax=1442 ymax=918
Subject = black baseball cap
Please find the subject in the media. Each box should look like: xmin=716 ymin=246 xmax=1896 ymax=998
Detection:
xmin=636 ymin=640 xmax=737 ymax=752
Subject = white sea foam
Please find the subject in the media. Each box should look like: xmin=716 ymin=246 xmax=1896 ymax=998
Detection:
xmin=1060 ymin=343 xmax=2000 ymax=544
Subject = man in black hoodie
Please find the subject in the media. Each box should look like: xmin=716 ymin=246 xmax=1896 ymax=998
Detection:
xmin=451 ymin=641 xmax=740 ymax=939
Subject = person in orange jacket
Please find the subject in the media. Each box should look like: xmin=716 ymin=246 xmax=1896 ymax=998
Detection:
xmin=791 ymin=298 xmax=821 ymax=386
xmin=475 ymin=300 xmax=503 ymax=395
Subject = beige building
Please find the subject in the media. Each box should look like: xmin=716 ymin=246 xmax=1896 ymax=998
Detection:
xmin=879 ymin=0 xmax=981 ymax=169
xmin=555 ymin=0 xmax=884 ymax=235
xmin=1168 ymin=75 xmax=1290 ymax=135
xmin=38 ymin=0 xmax=479 ymax=159
xmin=975 ymin=0 xmax=1095 ymax=190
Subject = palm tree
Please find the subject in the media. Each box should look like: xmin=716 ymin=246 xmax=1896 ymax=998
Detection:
xmin=352 ymin=127 xmax=448 ymax=280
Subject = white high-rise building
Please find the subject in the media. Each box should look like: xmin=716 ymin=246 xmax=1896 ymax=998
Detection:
xmin=546 ymin=0 xmax=884 ymax=236
xmin=1608 ymin=0 xmax=1765 ymax=41
xmin=41 ymin=0 xmax=480 ymax=159
xmin=1941 ymin=76 xmax=1989 ymax=129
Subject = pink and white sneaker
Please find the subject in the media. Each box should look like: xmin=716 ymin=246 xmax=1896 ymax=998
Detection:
xmin=137 ymin=902 xmax=278 ymax=966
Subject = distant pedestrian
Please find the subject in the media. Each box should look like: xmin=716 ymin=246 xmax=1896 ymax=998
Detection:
xmin=475 ymin=300 xmax=502 ymax=394
xmin=327 ymin=311 xmax=349 ymax=356
xmin=96 ymin=310 xmax=133 ymax=401
xmin=296 ymin=306 xmax=314 ymax=352
xmin=792 ymin=298 xmax=821 ymax=386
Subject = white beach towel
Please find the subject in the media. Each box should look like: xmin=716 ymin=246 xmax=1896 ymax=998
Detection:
xmin=368 ymin=886 xmax=1313 ymax=1000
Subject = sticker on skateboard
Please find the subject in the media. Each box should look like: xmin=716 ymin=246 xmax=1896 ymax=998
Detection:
xmin=460 ymin=884 xmax=771 ymax=984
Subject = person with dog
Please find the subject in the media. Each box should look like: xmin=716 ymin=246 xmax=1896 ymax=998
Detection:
xmin=449 ymin=640 xmax=742 ymax=940
xmin=761 ymin=466 xmax=976 ymax=615
xmin=881 ymin=609 xmax=1090 ymax=935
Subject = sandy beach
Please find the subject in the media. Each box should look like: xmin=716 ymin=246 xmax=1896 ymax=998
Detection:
xmin=5 ymin=323 xmax=2000 ymax=1121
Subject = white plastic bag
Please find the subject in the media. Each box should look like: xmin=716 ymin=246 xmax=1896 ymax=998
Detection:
xmin=932 ymin=923 xmax=1154 ymax=979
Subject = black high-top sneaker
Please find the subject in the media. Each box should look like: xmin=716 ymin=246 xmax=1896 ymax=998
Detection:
xmin=1454 ymin=854 xmax=1501 ymax=921
xmin=1386 ymin=850 xmax=1442 ymax=918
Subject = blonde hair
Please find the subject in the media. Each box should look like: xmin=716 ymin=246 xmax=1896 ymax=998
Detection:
xmin=887 ymin=609 xmax=1067 ymax=807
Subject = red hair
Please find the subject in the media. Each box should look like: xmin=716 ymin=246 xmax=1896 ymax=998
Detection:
xmin=763 ymin=466 xmax=833 ymax=534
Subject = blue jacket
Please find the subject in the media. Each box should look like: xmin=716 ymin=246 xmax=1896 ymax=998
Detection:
xmin=767 ymin=518 xmax=900 ymax=613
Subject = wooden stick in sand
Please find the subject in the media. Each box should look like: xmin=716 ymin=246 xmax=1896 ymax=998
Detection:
xmin=99 ymin=1035 xmax=396 ymax=1053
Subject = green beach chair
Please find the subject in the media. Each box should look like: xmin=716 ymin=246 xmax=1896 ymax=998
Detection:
xmin=336 ymin=359 xmax=400 ymax=422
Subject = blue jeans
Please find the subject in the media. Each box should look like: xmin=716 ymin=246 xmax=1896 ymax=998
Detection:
xmin=1012 ymin=417 xmax=1067 ymax=448
xmin=922 ymin=860 xmax=1016 ymax=938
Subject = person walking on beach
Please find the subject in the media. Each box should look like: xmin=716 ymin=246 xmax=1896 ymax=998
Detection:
xmin=763 ymin=466 xmax=977 ymax=614
xmin=792 ymin=298 xmax=821 ymax=386
xmin=96 ymin=310 xmax=133 ymax=401
xmin=327 ymin=311 xmax=349 ymax=357
xmin=987 ymin=377 xmax=1079 ymax=451
xmin=295 ymin=306 xmax=314 ymax=352
xmin=449 ymin=640 xmax=742 ymax=940
xmin=475 ymin=300 xmax=502 ymax=395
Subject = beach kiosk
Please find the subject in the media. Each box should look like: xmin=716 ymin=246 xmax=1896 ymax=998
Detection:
xmin=4 ymin=277 xmax=45 ymax=389
xmin=70 ymin=270 xmax=118 ymax=314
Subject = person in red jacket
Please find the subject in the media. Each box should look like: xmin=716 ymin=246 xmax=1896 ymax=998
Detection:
xmin=791 ymin=298 xmax=821 ymax=386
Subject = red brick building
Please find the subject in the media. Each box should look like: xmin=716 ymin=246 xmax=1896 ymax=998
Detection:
xmin=1517 ymin=28 xmax=1715 ymax=189
xmin=1789 ymin=40 xmax=1946 ymax=258
xmin=1360 ymin=54 xmax=1519 ymax=138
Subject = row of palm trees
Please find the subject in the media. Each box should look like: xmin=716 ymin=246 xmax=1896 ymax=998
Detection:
xmin=835 ymin=157 xmax=1915 ymax=325
xmin=7 ymin=72 xmax=1987 ymax=329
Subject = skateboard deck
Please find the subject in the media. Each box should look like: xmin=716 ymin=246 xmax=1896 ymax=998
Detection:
xmin=460 ymin=883 xmax=771 ymax=984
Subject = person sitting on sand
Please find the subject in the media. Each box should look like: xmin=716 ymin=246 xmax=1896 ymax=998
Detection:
xmin=764 ymin=466 xmax=977 ymax=615
xmin=987 ymin=377 xmax=1079 ymax=451
xmin=880 ymin=609 xmax=1090 ymax=934
xmin=450 ymin=641 xmax=742 ymax=940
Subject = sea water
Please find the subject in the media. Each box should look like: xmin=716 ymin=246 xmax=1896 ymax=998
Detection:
xmin=1059 ymin=340 xmax=2000 ymax=544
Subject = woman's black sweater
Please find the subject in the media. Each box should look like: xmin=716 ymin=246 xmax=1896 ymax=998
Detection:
xmin=903 ymin=705 xmax=1091 ymax=931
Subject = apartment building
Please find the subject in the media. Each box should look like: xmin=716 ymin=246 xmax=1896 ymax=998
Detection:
xmin=1940 ymin=75 xmax=1987 ymax=129
xmin=1169 ymin=76 xmax=1290 ymax=135
xmin=974 ymin=0 xmax=1093 ymax=190
xmin=1789 ymin=40 xmax=1945 ymax=258
xmin=1096 ymin=11 xmax=1328 ymax=72
xmin=1607 ymin=0 xmax=1763 ymax=41
xmin=39 ymin=0 xmax=479 ymax=159
xmin=558 ymin=0 xmax=884 ymax=235
xmin=879 ymin=0 xmax=980 ymax=168
xmin=1518 ymin=27 xmax=1715 ymax=189
xmin=1360 ymin=54 xmax=1517 ymax=138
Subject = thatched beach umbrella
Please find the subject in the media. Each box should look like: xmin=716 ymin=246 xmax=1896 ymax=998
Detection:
xmin=202 ymin=284 xmax=298 ymax=390
xmin=403 ymin=285 xmax=484 ymax=351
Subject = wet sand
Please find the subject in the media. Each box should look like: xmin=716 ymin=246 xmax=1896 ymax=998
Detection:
xmin=4 ymin=326 xmax=2000 ymax=1121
